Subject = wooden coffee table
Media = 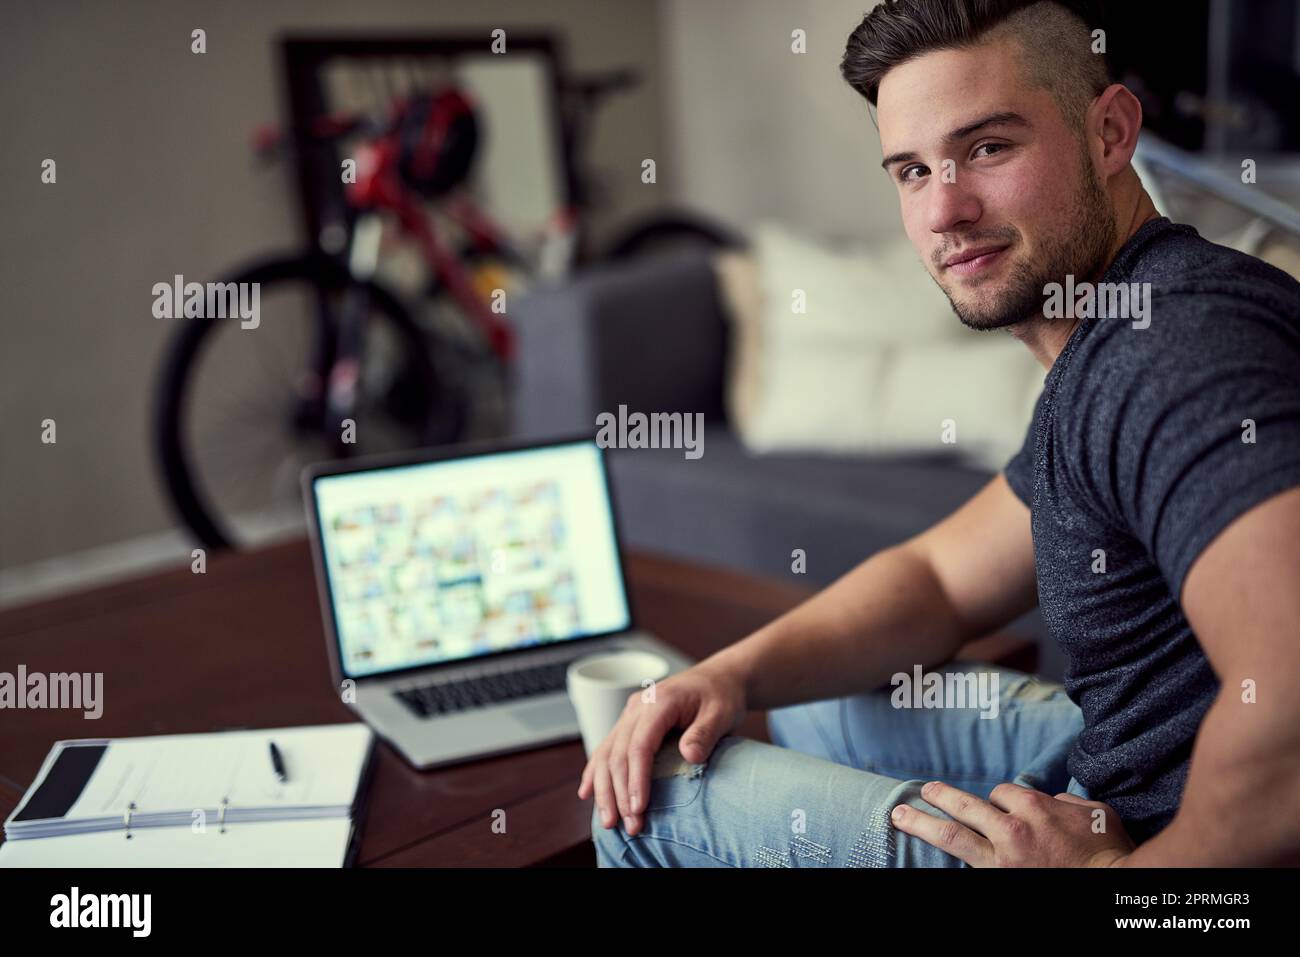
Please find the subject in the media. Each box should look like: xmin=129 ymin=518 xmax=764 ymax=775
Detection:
xmin=0 ymin=540 xmax=1034 ymax=866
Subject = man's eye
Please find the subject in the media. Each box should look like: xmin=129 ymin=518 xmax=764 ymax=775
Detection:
xmin=973 ymin=142 xmax=1007 ymax=159
xmin=900 ymin=164 xmax=928 ymax=183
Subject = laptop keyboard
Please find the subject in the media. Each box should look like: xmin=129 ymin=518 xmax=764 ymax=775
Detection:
xmin=394 ymin=654 xmax=587 ymax=718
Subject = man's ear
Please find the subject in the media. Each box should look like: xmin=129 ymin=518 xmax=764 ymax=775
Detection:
xmin=1091 ymin=83 xmax=1143 ymax=178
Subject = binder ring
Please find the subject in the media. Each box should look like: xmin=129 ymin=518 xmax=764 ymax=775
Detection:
xmin=218 ymin=796 xmax=230 ymax=833
xmin=124 ymin=801 xmax=136 ymax=839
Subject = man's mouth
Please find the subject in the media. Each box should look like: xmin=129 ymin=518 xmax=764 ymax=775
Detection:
xmin=943 ymin=245 xmax=1010 ymax=277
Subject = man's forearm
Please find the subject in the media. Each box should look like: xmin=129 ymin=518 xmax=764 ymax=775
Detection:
xmin=699 ymin=545 xmax=974 ymax=712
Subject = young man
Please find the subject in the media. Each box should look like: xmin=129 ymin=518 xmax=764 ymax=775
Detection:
xmin=580 ymin=0 xmax=1300 ymax=866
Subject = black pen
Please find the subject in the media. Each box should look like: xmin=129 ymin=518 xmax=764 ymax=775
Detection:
xmin=269 ymin=741 xmax=288 ymax=783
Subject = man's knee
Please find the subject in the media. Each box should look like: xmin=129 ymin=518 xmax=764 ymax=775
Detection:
xmin=592 ymin=806 xmax=631 ymax=867
xmin=590 ymin=734 xmax=722 ymax=867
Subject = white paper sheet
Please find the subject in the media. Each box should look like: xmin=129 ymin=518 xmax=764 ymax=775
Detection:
xmin=62 ymin=723 xmax=372 ymax=821
xmin=0 ymin=818 xmax=354 ymax=867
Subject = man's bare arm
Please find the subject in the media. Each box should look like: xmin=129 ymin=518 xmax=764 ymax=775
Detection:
xmin=1117 ymin=485 xmax=1300 ymax=866
xmin=700 ymin=474 xmax=1039 ymax=711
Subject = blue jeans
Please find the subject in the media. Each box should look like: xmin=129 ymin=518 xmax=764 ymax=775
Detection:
xmin=592 ymin=660 xmax=1087 ymax=867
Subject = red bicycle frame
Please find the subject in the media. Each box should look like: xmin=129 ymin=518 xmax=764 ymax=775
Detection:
xmin=345 ymin=104 xmax=517 ymax=361
xmin=261 ymin=92 xmax=522 ymax=362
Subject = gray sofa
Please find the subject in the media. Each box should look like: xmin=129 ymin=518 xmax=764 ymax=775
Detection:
xmin=511 ymin=251 xmax=1058 ymax=678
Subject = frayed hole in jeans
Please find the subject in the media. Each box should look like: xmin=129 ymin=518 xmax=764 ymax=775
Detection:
xmin=790 ymin=835 xmax=832 ymax=864
xmin=756 ymin=845 xmax=791 ymax=867
xmin=846 ymin=805 xmax=894 ymax=867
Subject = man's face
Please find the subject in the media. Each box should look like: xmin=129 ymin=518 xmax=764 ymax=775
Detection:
xmin=877 ymin=37 xmax=1115 ymax=330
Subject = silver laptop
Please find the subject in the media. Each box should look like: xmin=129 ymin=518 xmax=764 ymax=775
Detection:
xmin=303 ymin=436 xmax=695 ymax=770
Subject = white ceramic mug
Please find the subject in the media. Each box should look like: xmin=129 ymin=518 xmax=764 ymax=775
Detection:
xmin=566 ymin=650 xmax=671 ymax=757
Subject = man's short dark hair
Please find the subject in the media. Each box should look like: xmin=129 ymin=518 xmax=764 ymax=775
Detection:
xmin=842 ymin=0 xmax=1112 ymax=130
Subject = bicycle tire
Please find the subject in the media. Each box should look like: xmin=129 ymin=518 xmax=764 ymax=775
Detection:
xmin=153 ymin=253 xmax=465 ymax=550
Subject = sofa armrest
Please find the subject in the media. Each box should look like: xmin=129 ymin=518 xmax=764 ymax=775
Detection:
xmin=510 ymin=252 xmax=729 ymax=438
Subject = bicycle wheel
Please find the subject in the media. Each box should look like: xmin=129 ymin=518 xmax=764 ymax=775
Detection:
xmin=154 ymin=254 xmax=466 ymax=550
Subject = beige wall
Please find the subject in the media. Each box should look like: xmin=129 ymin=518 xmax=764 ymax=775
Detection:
xmin=0 ymin=0 xmax=671 ymax=571
xmin=659 ymin=0 xmax=897 ymax=244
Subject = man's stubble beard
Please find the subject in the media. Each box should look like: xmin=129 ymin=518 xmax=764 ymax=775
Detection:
xmin=938 ymin=143 xmax=1118 ymax=332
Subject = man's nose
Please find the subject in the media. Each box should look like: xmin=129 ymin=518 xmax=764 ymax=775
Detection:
xmin=926 ymin=173 xmax=982 ymax=235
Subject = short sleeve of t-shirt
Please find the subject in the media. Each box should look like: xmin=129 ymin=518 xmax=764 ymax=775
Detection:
xmin=1057 ymin=286 xmax=1300 ymax=601
xmin=1003 ymin=386 xmax=1044 ymax=506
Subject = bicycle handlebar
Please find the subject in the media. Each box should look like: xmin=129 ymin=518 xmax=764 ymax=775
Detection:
xmin=561 ymin=68 xmax=641 ymax=103
xmin=252 ymin=113 xmax=388 ymax=161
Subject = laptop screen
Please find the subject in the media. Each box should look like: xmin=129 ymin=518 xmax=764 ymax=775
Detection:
xmin=311 ymin=440 xmax=631 ymax=679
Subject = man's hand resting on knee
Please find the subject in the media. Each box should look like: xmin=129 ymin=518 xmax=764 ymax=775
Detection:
xmin=577 ymin=661 xmax=747 ymax=836
xmin=891 ymin=781 xmax=1137 ymax=867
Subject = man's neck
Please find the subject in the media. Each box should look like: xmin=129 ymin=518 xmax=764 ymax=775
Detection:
xmin=1012 ymin=183 xmax=1160 ymax=370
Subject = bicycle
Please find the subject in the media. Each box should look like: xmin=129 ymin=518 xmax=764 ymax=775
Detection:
xmin=153 ymin=66 xmax=742 ymax=551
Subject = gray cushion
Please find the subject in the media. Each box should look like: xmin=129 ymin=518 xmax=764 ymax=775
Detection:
xmin=607 ymin=425 xmax=993 ymax=583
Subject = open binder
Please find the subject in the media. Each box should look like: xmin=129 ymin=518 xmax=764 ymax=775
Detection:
xmin=0 ymin=723 xmax=375 ymax=867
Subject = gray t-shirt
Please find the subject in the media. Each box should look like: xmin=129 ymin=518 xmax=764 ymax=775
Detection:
xmin=1003 ymin=215 xmax=1300 ymax=844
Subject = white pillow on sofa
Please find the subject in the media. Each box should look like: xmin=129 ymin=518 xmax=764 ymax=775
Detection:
xmin=752 ymin=221 xmax=956 ymax=347
xmin=872 ymin=337 xmax=1045 ymax=470
xmin=712 ymin=221 xmax=1042 ymax=471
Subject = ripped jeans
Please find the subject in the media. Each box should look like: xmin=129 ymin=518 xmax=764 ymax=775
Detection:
xmin=591 ymin=660 xmax=1087 ymax=867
